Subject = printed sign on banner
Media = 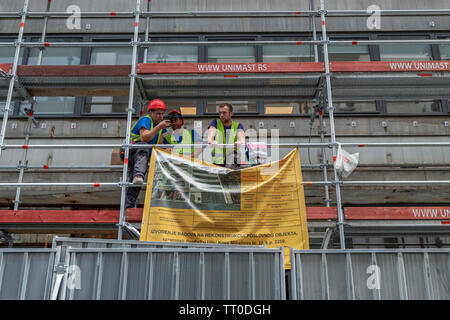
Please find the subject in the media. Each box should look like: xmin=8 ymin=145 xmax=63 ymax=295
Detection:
xmin=140 ymin=148 xmax=309 ymax=268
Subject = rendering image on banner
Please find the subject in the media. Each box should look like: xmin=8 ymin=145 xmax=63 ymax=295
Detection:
xmin=140 ymin=148 xmax=309 ymax=268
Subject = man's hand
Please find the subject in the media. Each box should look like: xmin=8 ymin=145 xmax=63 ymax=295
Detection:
xmin=209 ymin=140 xmax=218 ymax=148
xmin=158 ymin=120 xmax=172 ymax=129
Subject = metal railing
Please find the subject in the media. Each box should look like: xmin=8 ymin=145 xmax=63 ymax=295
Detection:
xmin=1 ymin=0 xmax=450 ymax=246
xmin=290 ymin=248 xmax=450 ymax=300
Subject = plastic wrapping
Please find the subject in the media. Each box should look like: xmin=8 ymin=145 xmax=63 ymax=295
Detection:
xmin=335 ymin=143 xmax=359 ymax=179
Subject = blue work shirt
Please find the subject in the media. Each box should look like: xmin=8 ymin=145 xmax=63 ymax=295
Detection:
xmin=131 ymin=116 xmax=167 ymax=156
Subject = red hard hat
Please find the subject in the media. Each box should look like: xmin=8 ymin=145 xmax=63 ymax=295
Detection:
xmin=169 ymin=110 xmax=184 ymax=125
xmin=147 ymin=99 xmax=166 ymax=111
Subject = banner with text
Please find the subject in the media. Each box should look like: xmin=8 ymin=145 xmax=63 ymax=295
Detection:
xmin=140 ymin=148 xmax=309 ymax=268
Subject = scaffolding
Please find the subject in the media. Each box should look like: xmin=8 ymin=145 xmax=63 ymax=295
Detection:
xmin=1 ymin=0 xmax=450 ymax=248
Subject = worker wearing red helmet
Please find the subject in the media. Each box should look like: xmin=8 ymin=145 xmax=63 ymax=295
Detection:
xmin=125 ymin=99 xmax=171 ymax=208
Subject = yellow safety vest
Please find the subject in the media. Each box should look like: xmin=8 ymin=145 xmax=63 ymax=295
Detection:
xmin=212 ymin=119 xmax=240 ymax=164
xmin=166 ymin=129 xmax=195 ymax=156
xmin=130 ymin=115 xmax=162 ymax=144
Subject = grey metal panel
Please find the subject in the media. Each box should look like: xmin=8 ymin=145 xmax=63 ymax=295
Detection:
xmin=349 ymin=253 xmax=374 ymax=300
xmin=403 ymin=253 xmax=427 ymax=300
xmin=325 ymin=253 xmax=349 ymax=300
xmin=296 ymin=253 xmax=323 ymax=300
xmin=0 ymin=249 xmax=56 ymax=300
xmin=427 ymin=253 xmax=450 ymax=300
xmin=59 ymin=247 xmax=285 ymax=300
xmin=375 ymin=252 xmax=401 ymax=300
xmin=290 ymin=249 xmax=450 ymax=300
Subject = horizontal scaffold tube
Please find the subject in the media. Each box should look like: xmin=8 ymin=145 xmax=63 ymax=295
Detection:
xmin=3 ymin=142 xmax=450 ymax=150
xmin=1 ymin=9 xmax=450 ymax=18
xmin=1 ymin=180 xmax=450 ymax=188
xmin=1 ymin=39 xmax=450 ymax=48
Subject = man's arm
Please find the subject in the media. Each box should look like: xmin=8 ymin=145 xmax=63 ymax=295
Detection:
xmin=207 ymin=126 xmax=216 ymax=144
xmin=237 ymin=130 xmax=245 ymax=145
xmin=139 ymin=120 xmax=171 ymax=143
xmin=192 ymin=130 xmax=203 ymax=157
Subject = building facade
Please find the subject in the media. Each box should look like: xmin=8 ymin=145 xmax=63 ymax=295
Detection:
xmin=0 ymin=0 xmax=450 ymax=248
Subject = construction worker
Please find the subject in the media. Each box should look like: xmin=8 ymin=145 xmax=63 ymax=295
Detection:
xmin=125 ymin=99 xmax=171 ymax=208
xmin=207 ymin=103 xmax=245 ymax=167
xmin=164 ymin=110 xmax=202 ymax=159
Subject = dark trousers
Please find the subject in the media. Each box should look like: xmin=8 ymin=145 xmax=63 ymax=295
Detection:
xmin=125 ymin=143 xmax=150 ymax=208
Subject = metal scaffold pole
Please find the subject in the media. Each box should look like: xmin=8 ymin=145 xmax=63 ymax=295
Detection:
xmin=0 ymin=0 xmax=29 ymax=160
xmin=309 ymin=0 xmax=319 ymax=62
xmin=143 ymin=0 xmax=152 ymax=63
xmin=319 ymin=0 xmax=346 ymax=249
xmin=318 ymin=106 xmax=331 ymax=207
xmin=118 ymin=0 xmax=141 ymax=240
xmin=13 ymin=0 xmax=52 ymax=211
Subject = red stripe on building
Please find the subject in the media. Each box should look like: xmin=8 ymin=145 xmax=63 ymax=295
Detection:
xmin=3 ymin=62 xmax=449 ymax=78
xmin=16 ymin=65 xmax=131 ymax=77
xmin=137 ymin=62 xmax=325 ymax=74
xmin=330 ymin=61 xmax=450 ymax=72
xmin=0 ymin=207 xmax=449 ymax=225
xmin=344 ymin=207 xmax=450 ymax=220
xmin=0 ymin=63 xmax=12 ymax=74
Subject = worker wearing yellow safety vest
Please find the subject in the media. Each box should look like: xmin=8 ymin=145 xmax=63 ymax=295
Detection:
xmin=207 ymin=103 xmax=245 ymax=167
xmin=125 ymin=99 xmax=171 ymax=208
xmin=164 ymin=110 xmax=202 ymax=159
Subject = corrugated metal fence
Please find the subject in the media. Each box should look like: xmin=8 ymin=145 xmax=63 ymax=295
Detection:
xmin=290 ymin=249 xmax=450 ymax=300
xmin=0 ymin=241 xmax=285 ymax=300
xmin=55 ymin=247 xmax=285 ymax=300
xmin=0 ymin=249 xmax=55 ymax=300
xmin=2 ymin=242 xmax=450 ymax=300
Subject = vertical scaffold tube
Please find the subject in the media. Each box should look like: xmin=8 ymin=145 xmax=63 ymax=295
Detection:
xmin=319 ymin=0 xmax=346 ymax=249
xmin=118 ymin=0 xmax=141 ymax=240
xmin=0 ymin=0 xmax=29 ymax=159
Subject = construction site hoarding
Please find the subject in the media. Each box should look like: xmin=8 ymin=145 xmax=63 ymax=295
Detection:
xmin=140 ymin=148 xmax=309 ymax=268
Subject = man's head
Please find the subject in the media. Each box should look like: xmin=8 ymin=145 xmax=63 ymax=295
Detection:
xmin=168 ymin=110 xmax=184 ymax=130
xmin=148 ymin=99 xmax=167 ymax=123
xmin=218 ymin=103 xmax=233 ymax=126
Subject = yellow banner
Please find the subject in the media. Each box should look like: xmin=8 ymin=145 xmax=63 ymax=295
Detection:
xmin=140 ymin=148 xmax=309 ymax=268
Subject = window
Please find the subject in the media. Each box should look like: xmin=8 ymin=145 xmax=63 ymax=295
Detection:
xmin=88 ymin=47 xmax=133 ymax=113
xmin=380 ymin=44 xmax=432 ymax=61
xmin=0 ymin=102 xmax=14 ymax=116
xmin=28 ymin=47 xmax=81 ymax=65
xmin=328 ymin=45 xmax=370 ymax=61
xmin=334 ymin=101 xmax=377 ymax=113
xmin=90 ymin=47 xmax=132 ymax=65
xmin=163 ymin=100 xmax=198 ymax=115
xmin=147 ymin=45 xmax=197 ymax=63
xmin=20 ymin=97 xmax=76 ymax=115
xmin=0 ymin=40 xmax=23 ymax=64
xmin=264 ymin=101 xmax=314 ymax=114
xmin=439 ymin=39 xmax=450 ymax=59
xmin=208 ymin=46 xmax=255 ymax=63
xmin=386 ymin=101 xmax=442 ymax=113
xmin=206 ymin=100 xmax=257 ymax=113
xmin=263 ymin=44 xmax=314 ymax=62
xmin=84 ymin=96 xmax=128 ymax=114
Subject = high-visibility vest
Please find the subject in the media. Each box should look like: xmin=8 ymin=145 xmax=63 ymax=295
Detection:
xmin=166 ymin=129 xmax=195 ymax=156
xmin=212 ymin=119 xmax=240 ymax=164
xmin=130 ymin=115 xmax=162 ymax=144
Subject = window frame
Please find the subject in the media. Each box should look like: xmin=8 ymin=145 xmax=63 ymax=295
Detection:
xmin=2 ymin=31 xmax=449 ymax=118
